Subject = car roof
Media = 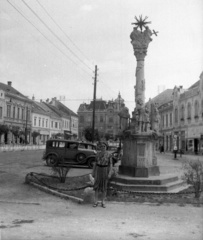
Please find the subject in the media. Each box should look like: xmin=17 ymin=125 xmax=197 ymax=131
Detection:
xmin=47 ymin=139 xmax=96 ymax=146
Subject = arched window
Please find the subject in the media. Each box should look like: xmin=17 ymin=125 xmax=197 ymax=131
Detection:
xmin=180 ymin=104 xmax=185 ymax=120
xmin=194 ymin=100 xmax=199 ymax=117
xmin=175 ymin=108 xmax=178 ymax=123
xmin=187 ymin=102 xmax=191 ymax=119
xmin=201 ymin=100 xmax=203 ymax=117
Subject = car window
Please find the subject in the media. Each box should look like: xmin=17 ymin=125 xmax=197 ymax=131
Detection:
xmin=87 ymin=145 xmax=95 ymax=150
xmin=48 ymin=141 xmax=57 ymax=148
xmin=78 ymin=144 xmax=86 ymax=149
xmin=68 ymin=143 xmax=78 ymax=149
xmin=48 ymin=141 xmax=65 ymax=148
xmin=58 ymin=142 xmax=65 ymax=148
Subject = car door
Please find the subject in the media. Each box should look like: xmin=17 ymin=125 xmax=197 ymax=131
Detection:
xmin=65 ymin=142 xmax=78 ymax=161
xmin=55 ymin=141 xmax=66 ymax=161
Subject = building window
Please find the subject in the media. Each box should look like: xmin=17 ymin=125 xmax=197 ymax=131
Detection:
xmin=166 ymin=114 xmax=168 ymax=127
xmin=162 ymin=115 xmax=164 ymax=127
xmin=51 ymin=121 xmax=53 ymax=128
xmin=201 ymin=100 xmax=203 ymax=117
xmin=0 ymin=107 xmax=2 ymax=119
xmin=39 ymin=118 xmax=41 ymax=127
xmin=34 ymin=117 xmax=37 ymax=126
xmin=17 ymin=108 xmax=20 ymax=119
xmin=42 ymin=118 xmax=44 ymax=127
xmin=80 ymin=116 xmax=84 ymax=123
xmin=175 ymin=108 xmax=178 ymax=123
xmin=170 ymin=113 xmax=172 ymax=126
xmin=27 ymin=109 xmax=30 ymax=121
xmin=180 ymin=105 xmax=185 ymax=120
xmin=194 ymin=100 xmax=199 ymax=118
xmin=187 ymin=103 xmax=191 ymax=119
xmin=22 ymin=108 xmax=24 ymax=120
xmin=55 ymin=122 xmax=58 ymax=128
xmin=13 ymin=106 xmax=15 ymax=119
xmin=46 ymin=119 xmax=48 ymax=128
xmin=100 ymin=116 xmax=104 ymax=123
xmin=7 ymin=105 xmax=11 ymax=117
xmin=109 ymin=117 xmax=113 ymax=123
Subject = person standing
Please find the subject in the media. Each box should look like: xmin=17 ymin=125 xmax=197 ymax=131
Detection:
xmin=173 ymin=145 xmax=178 ymax=159
xmin=92 ymin=142 xmax=112 ymax=208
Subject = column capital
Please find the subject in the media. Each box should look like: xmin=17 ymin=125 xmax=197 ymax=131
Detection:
xmin=130 ymin=26 xmax=152 ymax=61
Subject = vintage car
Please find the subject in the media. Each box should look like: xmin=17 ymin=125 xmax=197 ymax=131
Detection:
xmin=42 ymin=140 xmax=97 ymax=168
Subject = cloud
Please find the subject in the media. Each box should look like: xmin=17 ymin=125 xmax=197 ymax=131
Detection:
xmin=81 ymin=4 xmax=93 ymax=12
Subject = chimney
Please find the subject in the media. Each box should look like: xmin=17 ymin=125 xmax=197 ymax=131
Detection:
xmin=32 ymin=95 xmax=35 ymax=101
xmin=52 ymin=97 xmax=57 ymax=106
xmin=40 ymin=99 xmax=42 ymax=103
xmin=46 ymin=98 xmax=49 ymax=103
xmin=7 ymin=81 xmax=12 ymax=86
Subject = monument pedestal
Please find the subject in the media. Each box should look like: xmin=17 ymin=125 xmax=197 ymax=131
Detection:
xmin=119 ymin=131 xmax=160 ymax=178
xmin=111 ymin=131 xmax=187 ymax=193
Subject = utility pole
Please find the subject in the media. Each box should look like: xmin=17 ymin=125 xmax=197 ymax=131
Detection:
xmin=25 ymin=106 xmax=28 ymax=144
xmin=92 ymin=65 xmax=98 ymax=143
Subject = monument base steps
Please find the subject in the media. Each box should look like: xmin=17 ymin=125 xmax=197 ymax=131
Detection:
xmin=109 ymin=174 xmax=189 ymax=193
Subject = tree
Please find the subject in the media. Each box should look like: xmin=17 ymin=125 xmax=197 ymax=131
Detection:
xmin=0 ymin=124 xmax=9 ymax=141
xmin=182 ymin=160 xmax=203 ymax=199
xmin=83 ymin=127 xmax=100 ymax=142
xmin=11 ymin=126 xmax=21 ymax=137
xmin=51 ymin=166 xmax=70 ymax=183
xmin=104 ymin=133 xmax=111 ymax=141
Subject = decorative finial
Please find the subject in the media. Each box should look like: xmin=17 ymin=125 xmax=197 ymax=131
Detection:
xmin=131 ymin=15 xmax=151 ymax=32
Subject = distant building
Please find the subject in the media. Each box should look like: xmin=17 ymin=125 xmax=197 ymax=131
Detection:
xmin=31 ymin=99 xmax=51 ymax=144
xmin=150 ymin=72 xmax=203 ymax=154
xmin=0 ymin=81 xmax=32 ymax=144
xmin=77 ymin=93 xmax=129 ymax=140
xmin=49 ymin=97 xmax=78 ymax=138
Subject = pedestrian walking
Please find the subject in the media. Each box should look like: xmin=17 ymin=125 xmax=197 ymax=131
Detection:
xmin=92 ymin=142 xmax=113 ymax=208
xmin=173 ymin=145 xmax=178 ymax=159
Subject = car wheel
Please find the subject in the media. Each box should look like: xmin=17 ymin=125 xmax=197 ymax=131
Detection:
xmin=76 ymin=153 xmax=86 ymax=164
xmin=46 ymin=154 xmax=58 ymax=166
xmin=88 ymin=157 xmax=96 ymax=169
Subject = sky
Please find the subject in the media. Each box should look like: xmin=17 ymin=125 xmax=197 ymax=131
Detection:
xmin=0 ymin=0 xmax=203 ymax=115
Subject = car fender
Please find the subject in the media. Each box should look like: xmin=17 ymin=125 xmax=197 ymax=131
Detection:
xmin=86 ymin=155 xmax=96 ymax=161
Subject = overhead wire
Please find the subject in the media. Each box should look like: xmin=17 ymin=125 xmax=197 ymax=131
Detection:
xmin=35 ymin=0 xmax=94 ymax=68
xmin=21 ymin=0 xmax=94 ymax=72
xmin=6 ymin=0 xmax=92 ymax=78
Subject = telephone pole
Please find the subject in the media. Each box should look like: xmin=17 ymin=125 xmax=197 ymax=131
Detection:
xmin=92 ymin=65 xmax=98 ymax=143
xmin=25 ymin=106 xmax=28 ymax=144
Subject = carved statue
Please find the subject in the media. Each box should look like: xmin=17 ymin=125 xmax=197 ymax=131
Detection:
xmin=144 ymin=106 xmax=150 ymax=132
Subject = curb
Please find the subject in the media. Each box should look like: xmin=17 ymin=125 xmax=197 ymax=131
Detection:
xmin=28 ymin=181 xmax=84 ymax=204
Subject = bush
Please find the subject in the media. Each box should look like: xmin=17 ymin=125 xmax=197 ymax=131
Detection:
xmin=51 ymin=166 xmax=70 ymax=183
xmin=182 ymin=160 xmax=203 ymax=199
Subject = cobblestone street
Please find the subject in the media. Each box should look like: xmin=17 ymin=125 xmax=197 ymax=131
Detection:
xmin=0 ymin=150 xmax=202 ymax=240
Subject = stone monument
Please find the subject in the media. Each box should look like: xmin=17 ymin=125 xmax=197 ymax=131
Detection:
xmin=119 ymin=16 xmax=160 ymax=178
xmin=110 ymin=16 xmax=187 ymax=193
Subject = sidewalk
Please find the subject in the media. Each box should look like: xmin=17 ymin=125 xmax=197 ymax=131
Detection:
xmin=157 ymin=151 xmax=203 ymax=161
xmin=0 ymin=144 xmax=45 ymax=152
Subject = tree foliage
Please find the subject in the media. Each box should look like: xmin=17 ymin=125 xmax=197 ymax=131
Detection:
xmin=32 ymin=131 xmax=40 ymax=138
xmin=11 ymin=126 xmax=21 ymax=137
xmin=0 ymin=124 xmax=9 ymax=136
xmin=83 ymin=127 xmax=100 ymax=142
xmin=182 ymin=160 xmax=203 ymax=199
xmin=51 ymin=166 xmax=70 ymax=183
